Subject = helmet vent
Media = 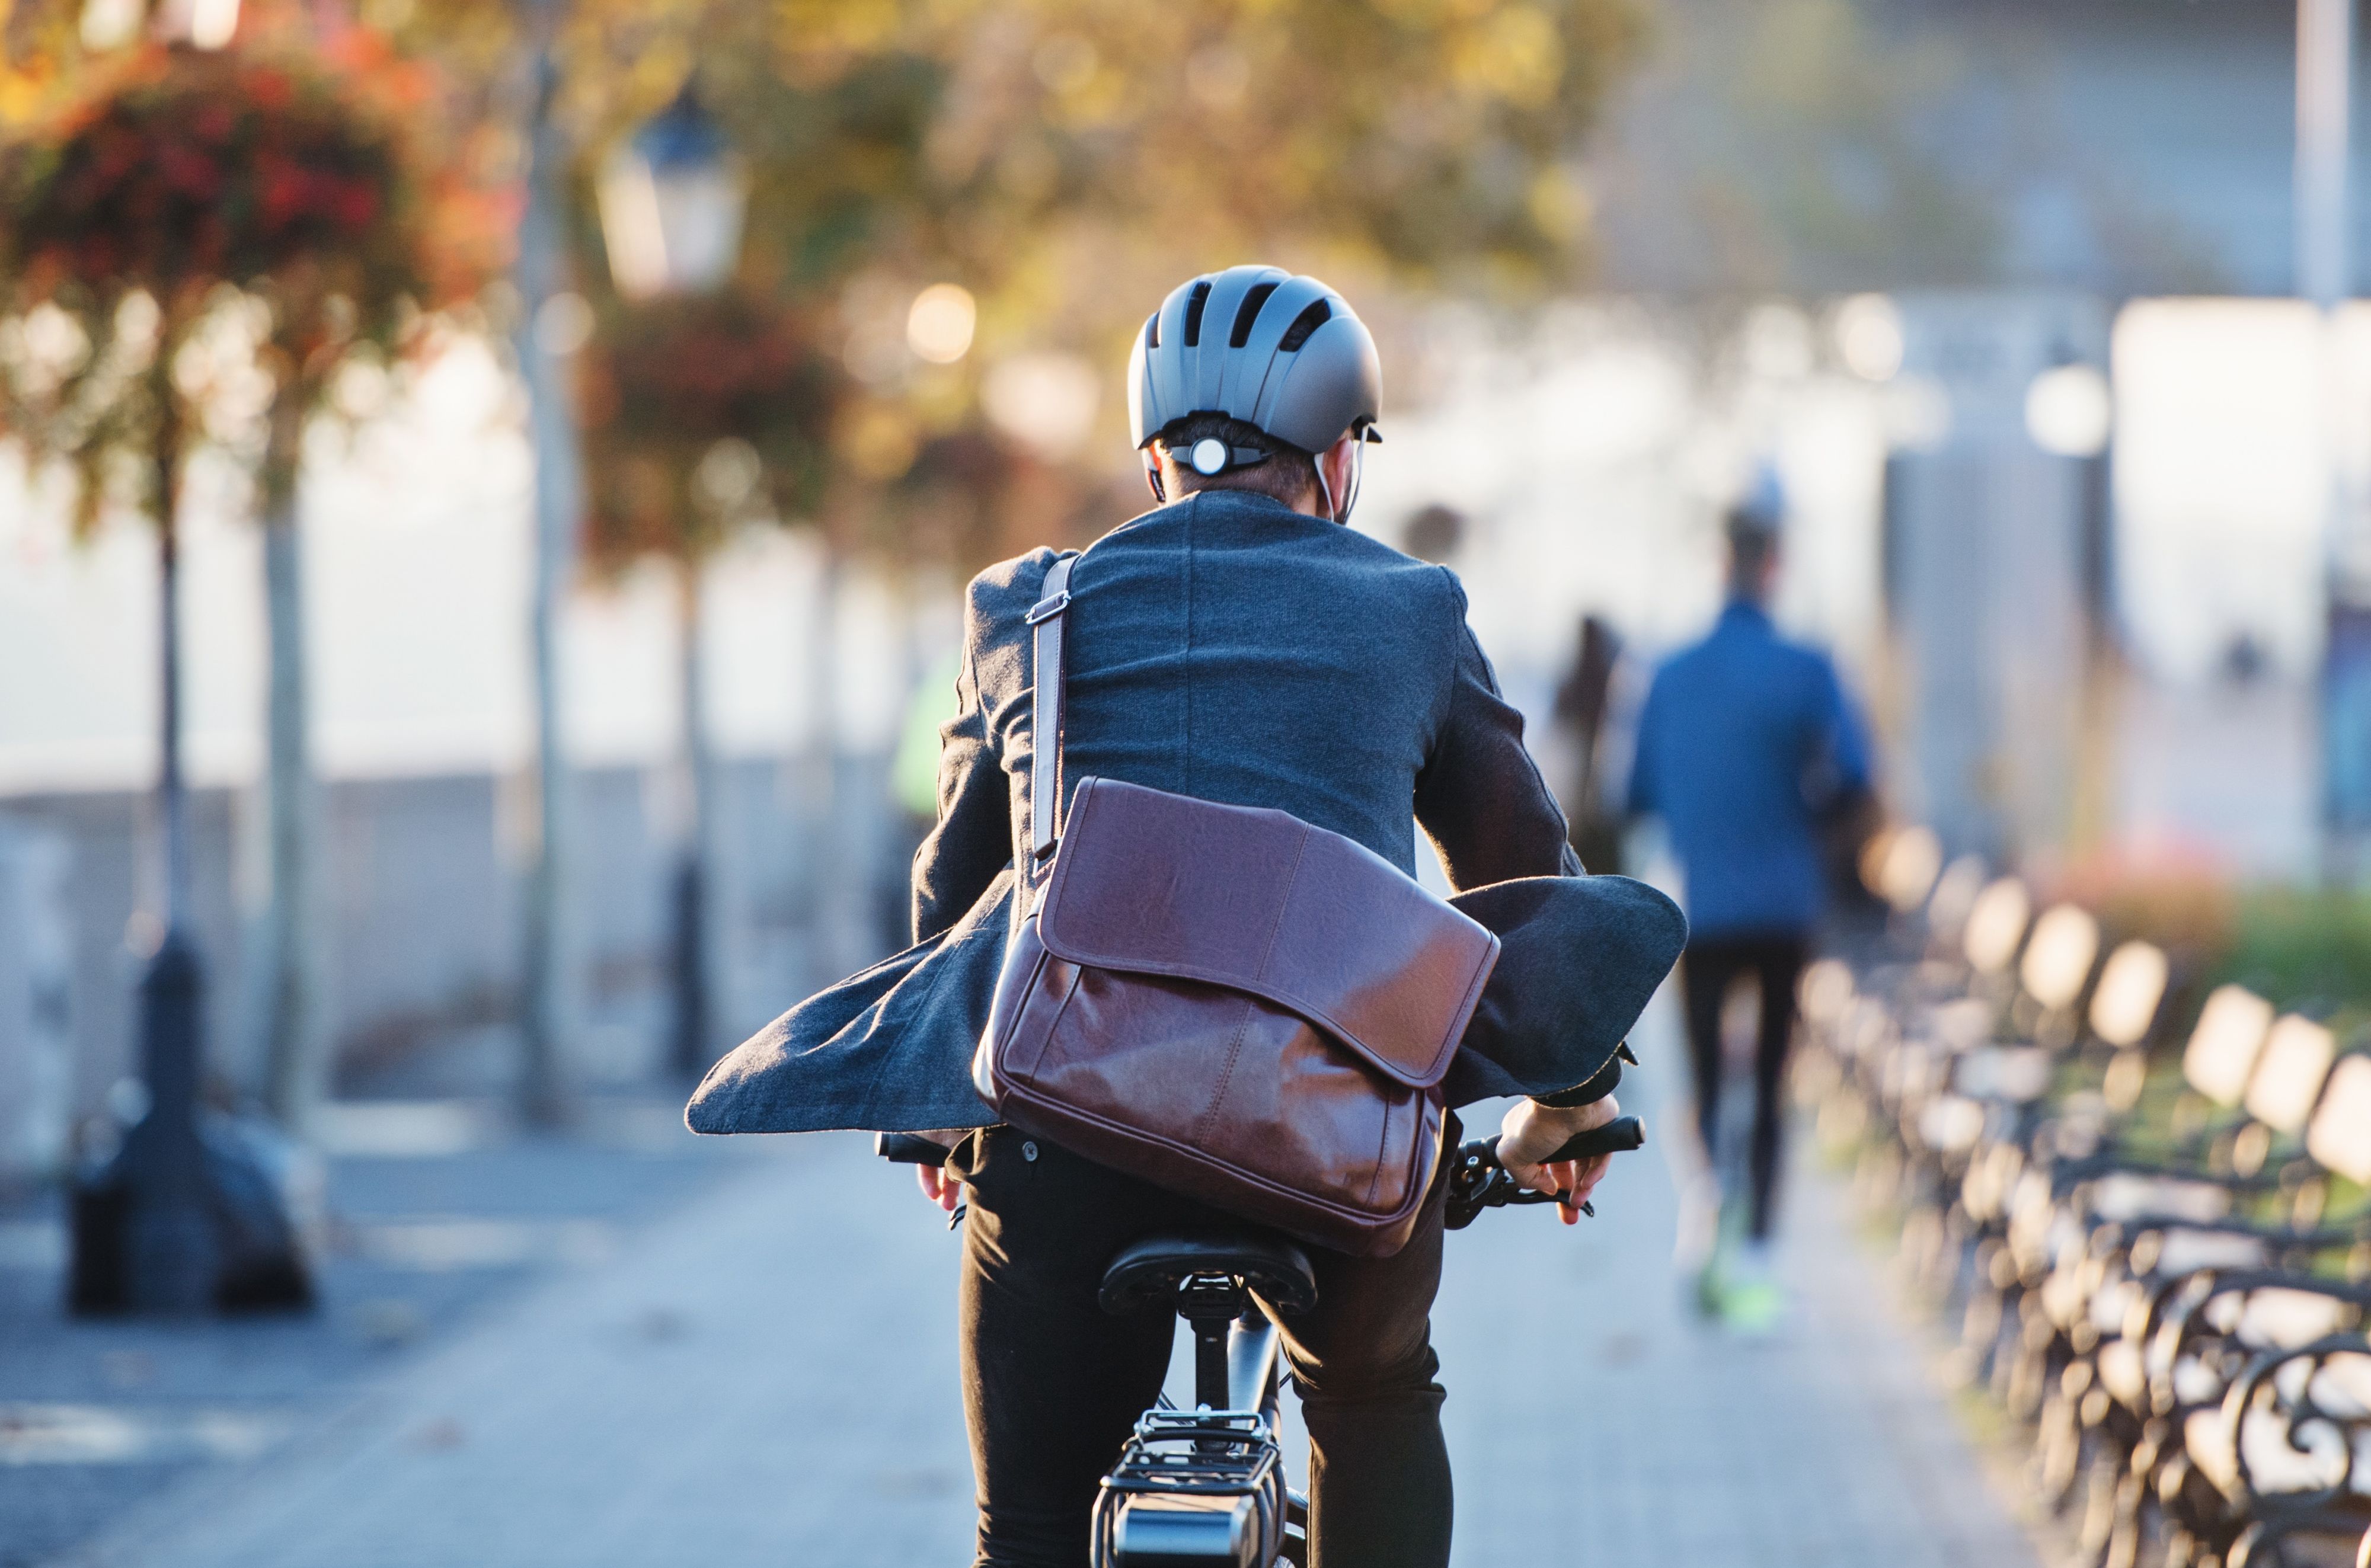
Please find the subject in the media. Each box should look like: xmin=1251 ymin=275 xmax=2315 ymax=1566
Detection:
xmin=1278 ymin=299 xmax=1331 ymax=351
xmin=1229 ymin=282 xmax=1280 ymax=348
xmin=1183 ymin=280 xmax=1212 ymax=347
xmin=1144 ymin=312 xmax=1159 ymax=350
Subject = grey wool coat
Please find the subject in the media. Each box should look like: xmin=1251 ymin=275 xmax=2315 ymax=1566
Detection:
xmin=688 ymin=489 xmax=1686 ymax=1136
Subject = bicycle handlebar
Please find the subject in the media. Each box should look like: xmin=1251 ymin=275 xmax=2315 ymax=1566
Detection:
xmin=1443 ymin=1113 xmax=1646 ymax=1231
xmin=877 ymin=1131 xmax=958 ymax=1165
xmin=877 ymin=1113 xmax=1648 ymax=1235
xmin=1529 ymin=1112 xmax=1649 ymax=1166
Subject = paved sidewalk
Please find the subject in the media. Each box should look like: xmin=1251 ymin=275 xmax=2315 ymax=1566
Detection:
xmin=2 ymin=1095 xmax=755 ymax=1568
xmin=52 ymin=1015 xmax=2040 ymax=1568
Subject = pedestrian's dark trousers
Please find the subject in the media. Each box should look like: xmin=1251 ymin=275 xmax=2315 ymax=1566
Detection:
xmin=1679 ymin=932 xmax=1810 ymax=1240
xmin=948 ymin=1124 xmax=1455 ymax=1568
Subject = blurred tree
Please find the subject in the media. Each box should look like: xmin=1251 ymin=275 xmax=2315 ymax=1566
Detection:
xmin=393 ymin=0 xmax=1640 ymax=545
xmin=1578 ymin=0 xmax=2002 ymax=296
xmin=0 ymin=32 xmax=500 ymax=1142
xmin=577 ymin=287 xmax=845 ymax=1073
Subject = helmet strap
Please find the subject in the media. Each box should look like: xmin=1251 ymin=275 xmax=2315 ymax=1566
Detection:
xmin=1313 ymin=453 xmax=1337 ymax=524
xmin=1143 ymin=452 xmax=1167 ymax=504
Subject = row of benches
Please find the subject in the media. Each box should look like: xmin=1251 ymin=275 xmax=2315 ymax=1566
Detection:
xmin=1800 ymin=832 xmax=2371 ymax=1568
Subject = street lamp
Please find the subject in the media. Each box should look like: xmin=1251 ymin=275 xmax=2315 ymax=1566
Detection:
xmin=79 ymin=0 xmax=238 ymax=50
xmin=597 ymin=85 xmax=748 ymax=302
xmin=2024 ymin=361 xmax=2112 ymax=459
xmin=155 ymin=0 xmax=241 ymax=48
xmin=596 ymin=85 xmax=750 ymax=1081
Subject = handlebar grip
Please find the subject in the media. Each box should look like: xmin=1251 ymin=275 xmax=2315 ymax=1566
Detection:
xmin=1536 ymin=1118 xmax=1650 ymax=1165
xmin=875 ymin=1132 xmax=955 ymax=1165
xmin=1539 ymin=1114 xmax=1646 ymax=1164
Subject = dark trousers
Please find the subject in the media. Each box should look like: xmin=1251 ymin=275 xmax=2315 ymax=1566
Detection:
xmin=948 ymin=1124 xmax=1455 ymax=1567
xmin=1679 ymin=932 xmax=1809 ymax=1241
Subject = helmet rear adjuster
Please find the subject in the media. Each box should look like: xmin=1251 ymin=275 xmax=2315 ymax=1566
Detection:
xmin=1188 ymin=439 xmax=1274 ymax=476
xmin=1128 ymin=264 xmax=1383 ymax=521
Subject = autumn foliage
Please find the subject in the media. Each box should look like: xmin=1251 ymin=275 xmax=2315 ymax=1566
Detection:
xmin=2 ymin=36 xmax=504 ymax=327
xmin=579 ymin=289 xmax=847 ymax=567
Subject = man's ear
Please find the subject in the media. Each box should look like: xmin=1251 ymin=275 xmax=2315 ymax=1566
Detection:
xmin=1143 ymin=450 xmax=1167 ymax=504
xmin=1318 ymin=434 xmax=1359 ymax=519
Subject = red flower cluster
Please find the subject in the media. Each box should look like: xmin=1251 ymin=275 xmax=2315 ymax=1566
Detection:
xmin=2 ymin=40 xmax=497 ymax=316
xmin=579 ymin=289 xmax=849 ymax=564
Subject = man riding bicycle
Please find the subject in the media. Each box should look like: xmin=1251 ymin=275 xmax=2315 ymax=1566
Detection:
xmin=689 ymin=265 xmax=1685 ymax=1566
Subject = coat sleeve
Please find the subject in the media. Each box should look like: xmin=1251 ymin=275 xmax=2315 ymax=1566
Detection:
xmin=910 ymin=642 xmax=1011 ymax=945
xmin=1814 ymin=655 xmax=1874 ymax=799
xmin=1626 ymin=665 xmax=1666 ymax=818
xmin=1414 ymin=572 xmax=1583 ymax=891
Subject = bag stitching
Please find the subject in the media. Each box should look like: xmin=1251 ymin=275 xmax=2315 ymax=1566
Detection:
xmin=1007 ymin=947 xmax=1079 ymax=1087
xmin=982 ymin=935 xmax=1043 ymax=1092
xmin=1252 ymin=821 xmax=1311 ymax=988
xmin=1187 ymin=820 xmax=1308 ymax=1145
xmin=1362 ymin=1089 xmax=1395 ymax=1208
xmin=1037 ymin=777 xmax=1094 ymax=912
xmin=1189 ymin=994 xmax=1261 ymax=1149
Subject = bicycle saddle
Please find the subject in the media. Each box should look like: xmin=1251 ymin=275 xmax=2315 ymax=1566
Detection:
xmin=1098 ymin=1233 xmax=1319 ymax=1316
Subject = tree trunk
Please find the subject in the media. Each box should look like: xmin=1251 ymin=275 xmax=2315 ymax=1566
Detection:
xmin=670 ymin=562 xmax=721 ymax=1076
xmin=155 ymin=382 xmax=193 ymax=938
xmin=804 ymin=543 xmax=855 ymax=985
xmin=257 ymin=477 xmax=327 ymax=1129
xmin=512 ymin=27 xmax=583 ymax=1125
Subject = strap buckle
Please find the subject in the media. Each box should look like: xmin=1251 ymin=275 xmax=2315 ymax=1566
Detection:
xmin=1025 ymin=590 xmax=1072 ymax=626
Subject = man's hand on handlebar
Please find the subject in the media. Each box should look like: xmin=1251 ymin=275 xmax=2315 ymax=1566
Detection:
xmin=1497 ymin=1095 xmax=1622 ymax=1226
xmin=887 ymin=1130 xmax=964 ymax=1214
xmin=917 ymin=1162 xmax=963 ymax=1214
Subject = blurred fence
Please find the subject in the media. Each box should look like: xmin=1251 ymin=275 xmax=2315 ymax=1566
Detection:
xmin=0 ymin=817 xmax=72 ymax=1186
xmin=0 ymin=748 xmax=907 ymax=1170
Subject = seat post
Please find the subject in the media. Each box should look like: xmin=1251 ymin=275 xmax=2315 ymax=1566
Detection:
xmin=1176 ymin=1272 xmax=1250 ymax=1410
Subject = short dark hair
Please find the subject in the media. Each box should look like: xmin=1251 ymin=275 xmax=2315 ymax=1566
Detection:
xmin=1152 ymin=412 xmax=1318 ymax=510
xmin=1725 ymin=503 xmax=1779 ymax=591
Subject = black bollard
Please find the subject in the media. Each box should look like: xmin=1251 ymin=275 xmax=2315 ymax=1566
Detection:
xmin=70 ymin=470 xmax=312 ymax=1316
xmin=669 ymin=852 xmax=711 ymax=1080
xmin=68 ymin=927 xmax=313 ymax=1316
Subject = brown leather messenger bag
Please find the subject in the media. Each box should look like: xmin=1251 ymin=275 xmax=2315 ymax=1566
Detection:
xmin=972 ymin=552 xmax=1502 ymax=1257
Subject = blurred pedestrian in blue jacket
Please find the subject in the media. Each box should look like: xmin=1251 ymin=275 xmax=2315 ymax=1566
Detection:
xmin=1629 ymin=495 xmax=1871 ymax=1329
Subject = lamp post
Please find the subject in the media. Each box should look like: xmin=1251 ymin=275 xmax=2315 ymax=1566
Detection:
xmin=512 ymin=13 xmax=585 ymax=1127
xmin=2025 ymin=354 xmax=2117 ymax=857
xmin=2299 ymin=0 xmax=2370 ymax=873
xmin=595 ymin=85 xmax=748 ymax=1079
xmin=153 ymin=0 xmax=241 ymax=49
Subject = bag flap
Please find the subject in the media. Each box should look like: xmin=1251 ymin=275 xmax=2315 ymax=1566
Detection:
xmin=1036 ymin=777 xmax=1500 ymax=1090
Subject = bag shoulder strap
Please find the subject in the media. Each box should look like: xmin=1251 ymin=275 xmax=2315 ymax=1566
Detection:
xmin=1022 ymin=552 xmax=1079 ymax=891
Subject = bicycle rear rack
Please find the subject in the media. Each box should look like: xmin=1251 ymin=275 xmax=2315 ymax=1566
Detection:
xmin=1092 ymin=1408 xmax=1295 ymax=1566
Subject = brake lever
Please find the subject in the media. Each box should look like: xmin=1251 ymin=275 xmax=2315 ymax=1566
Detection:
xmin=1443 ymin=1115 xmax=1648 ymax=1230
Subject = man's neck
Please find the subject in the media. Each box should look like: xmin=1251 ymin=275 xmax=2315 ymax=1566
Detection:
xmin=1163 ymin=473 xmax=1325 ymax=520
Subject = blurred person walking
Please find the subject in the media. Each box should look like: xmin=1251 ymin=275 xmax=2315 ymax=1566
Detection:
xmin=1628 ymin=493 xmax=1872 ymax=1332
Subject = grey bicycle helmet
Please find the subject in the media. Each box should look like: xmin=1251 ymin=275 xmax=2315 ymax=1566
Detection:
xmin=1126 ymin=265 xmax=1382 ymax=516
